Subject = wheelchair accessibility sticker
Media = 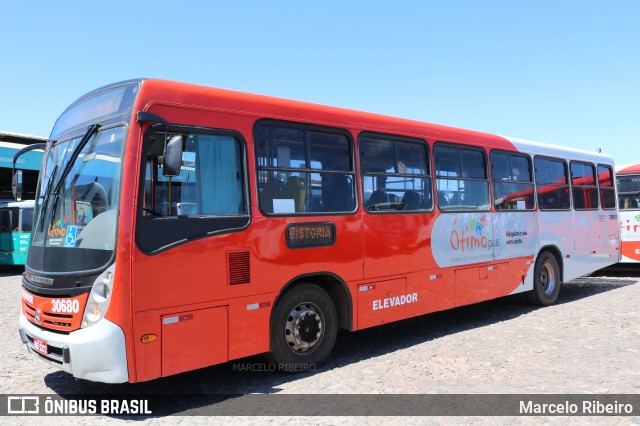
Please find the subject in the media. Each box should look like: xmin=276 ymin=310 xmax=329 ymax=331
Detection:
xmin=65 ymin=226 xmax=78 ymax=247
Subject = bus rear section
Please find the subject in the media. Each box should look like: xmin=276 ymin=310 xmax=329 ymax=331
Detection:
xmin=617 ymin=165 xmax=640 ymax=262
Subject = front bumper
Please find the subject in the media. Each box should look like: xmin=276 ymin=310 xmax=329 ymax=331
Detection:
xmin=19 ymin=311 xmax=129 ymax=383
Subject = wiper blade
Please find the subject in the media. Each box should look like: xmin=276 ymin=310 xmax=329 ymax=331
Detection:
xmin=38 ymin=164 xmax=57 ymax=232
xmin=35 ymin=139 xmax=56 ymax=232
xmin=49 ymin=123 xmax=101 ymax=225
xmin=51 ymin=124 xmax=101 ymax=198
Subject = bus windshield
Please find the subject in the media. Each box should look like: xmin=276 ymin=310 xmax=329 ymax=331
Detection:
xmin=28 ymin=126 xmax=125 ymax=273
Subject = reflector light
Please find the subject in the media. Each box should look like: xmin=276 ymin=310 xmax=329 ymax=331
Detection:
xmin=141 ymin=334 xmax=158 ymax=343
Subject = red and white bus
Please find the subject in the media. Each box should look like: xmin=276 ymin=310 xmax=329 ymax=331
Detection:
xmin=617 ymin=164 xmax=640 ymax=262
xmin=19 ymin=79 xmax=620 ymax=383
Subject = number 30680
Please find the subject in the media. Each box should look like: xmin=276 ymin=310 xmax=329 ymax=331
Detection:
xmin=51 ymin=299 xmax=80 ymax=314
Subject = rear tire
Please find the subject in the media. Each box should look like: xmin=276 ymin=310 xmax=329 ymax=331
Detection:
xmin=526 ymin=251 xmax=561 ymax=306
xmin=268 ymin=283 xmax=337 ymax=372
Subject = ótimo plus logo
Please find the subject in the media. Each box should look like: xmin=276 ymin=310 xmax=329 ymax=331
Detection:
xmin=449 ymin=216 xmax=493 ymax=253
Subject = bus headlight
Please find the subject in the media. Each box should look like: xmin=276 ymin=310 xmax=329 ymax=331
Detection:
xmin=81 ymin=265 xmax=115 ymax=328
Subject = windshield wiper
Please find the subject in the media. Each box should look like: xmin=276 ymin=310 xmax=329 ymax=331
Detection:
xmin=38 ymin=164 xmax=57 ymax=232
xmin=49 ymin=124 xmax=101 ymax=225
xmin=35 ymin=139 xmax=57 ymax=232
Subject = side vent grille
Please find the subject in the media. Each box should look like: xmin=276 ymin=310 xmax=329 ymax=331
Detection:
xmin=228 ymin=251 xmax=251 ymax=285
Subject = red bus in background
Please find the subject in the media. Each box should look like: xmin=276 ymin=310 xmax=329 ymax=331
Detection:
xmin=617 ymin=164 xmax=640 ymax=262
xmin=19 ymin=79 xmax=619 ymax=383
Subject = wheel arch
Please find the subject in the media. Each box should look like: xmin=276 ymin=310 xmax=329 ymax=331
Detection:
xmin=537 ymin=244 xmax=564 ymax=283
xmin=271 ymin=272 xmax=353 ymax=332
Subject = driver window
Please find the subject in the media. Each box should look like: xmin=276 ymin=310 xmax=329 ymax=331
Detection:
xmin=136 ymin=128 xmax=249 ymax=254
xmin=142 ymin=132 xmax=245 ymax=217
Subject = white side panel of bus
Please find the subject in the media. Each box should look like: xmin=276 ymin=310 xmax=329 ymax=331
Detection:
xmin=573 ymin=210 xmax=606 ymax=251
xmin=493 ymin=212 xmax=538 ymax=294
xmin=569 ymin=210 xmax=618 ymax=279
xmin=538 ymin=210 xmax=576 ymax=278
xmin=492 ymin=212 xmax=538 ymax=261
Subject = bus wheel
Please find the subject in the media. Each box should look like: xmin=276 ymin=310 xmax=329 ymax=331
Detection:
xmin=268 ymin=283 xmax=337 ymax=372
xmin=526 ymin=251 xmax=561 ymax=306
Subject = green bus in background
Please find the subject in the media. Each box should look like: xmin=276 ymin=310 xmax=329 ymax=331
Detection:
xmin=0 ymin=138 xmax=44 ymax=266
xmin=0 ymin=199 xmax=34 ymax=265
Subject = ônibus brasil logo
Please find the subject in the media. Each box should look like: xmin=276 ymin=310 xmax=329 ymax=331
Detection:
xmin=449 ymin=216 xmax=498 ymax=252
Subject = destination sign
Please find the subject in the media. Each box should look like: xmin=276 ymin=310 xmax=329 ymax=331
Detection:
xmin=285 ymin=222 xmax=336 ymax=249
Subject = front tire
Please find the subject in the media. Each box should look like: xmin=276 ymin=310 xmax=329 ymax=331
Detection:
xmin=526 ymin=251 xmax=561 ymax=306
xmin=268 ymin=283 xmax=337 ymax=372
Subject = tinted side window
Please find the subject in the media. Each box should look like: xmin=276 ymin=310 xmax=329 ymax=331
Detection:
xmin=359 ymin=135 xmax=432 ymax=212
xmin=435 ymin=144 xmax=489 ymax=211
xmin=490 ymin=152 xmax=534 ymax=210
xmin=534 ymin=157 xmax=570 ymax=210
xmin=0 ymin=210 xmax=9 ymax=232
xmin=255 ymin=123 xmax=355 ymax=214
xmin=0 ymin=209 xmax=18 ymax=232
xmin=21 ymin=208 xmax=33 ymax=232
xmin=597 ymin=165 xmax=616 ymax=210
xmin=571 ymin=161 xmax=598 ymax=210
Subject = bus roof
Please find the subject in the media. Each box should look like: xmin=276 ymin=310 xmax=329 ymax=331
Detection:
xmin=0 ymin=131 xmax=47 ymax=144
xmin=0 ymin=142 xmax=43 ymax=170
xmin=503 ymin=136 xmax=615 ymax=165
xmin=79 ymin=78 xmax=617 ymax=165
xmin=135 ymin=78 xmax=514 ymax=151
xmin=617 ymin=164 xmax=640 ymax=174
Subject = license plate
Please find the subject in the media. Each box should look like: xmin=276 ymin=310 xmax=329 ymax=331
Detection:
xmin=33 ymin=337 xmax=48 ymax=355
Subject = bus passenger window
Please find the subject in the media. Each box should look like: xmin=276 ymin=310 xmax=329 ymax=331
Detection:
xmin=491 ymin=152 xmax=534 ymax=210
xmin=0 ymin=209 xmax=16 ymax=232
xmin=534 ymin=157 xmax=570 ymax=210
xmin=570 ymin=161 xmax=598 ymax=210
xmin=255 ymin=123 xmax=356 ymax=215
xmin=597 ymin=164 xmax=616 ymax=210
xmin=359 ymin=135 xmax=431 ymax=213
xmin=434 ymin=143 xmax=489 ymax=211
xmin=21 ymin=208 xmax=33 ymax=232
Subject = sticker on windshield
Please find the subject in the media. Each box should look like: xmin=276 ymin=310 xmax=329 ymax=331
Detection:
xmin=65 ymin=226 xmax=78 ymax=247
xmin=47 ymin=216 xmax=68 ymax=247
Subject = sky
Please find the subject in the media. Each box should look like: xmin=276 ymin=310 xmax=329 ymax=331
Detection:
xmin=2 ymin=1 xmax=639 ymax=165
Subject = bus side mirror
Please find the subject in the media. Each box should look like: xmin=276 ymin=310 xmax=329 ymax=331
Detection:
xmin=12 ymin=170 xmax=23 ymax=201
xmin=162 ymin=135 xmax=184 ymax=177
xmin=11 ymin=142 xmax=46 ymax=202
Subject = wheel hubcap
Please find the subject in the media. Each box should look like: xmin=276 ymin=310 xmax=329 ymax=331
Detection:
xmin=285 ymin=303 xmax=324 ymax=353
xmin=540 ymin=262 xmax=557 ymax=295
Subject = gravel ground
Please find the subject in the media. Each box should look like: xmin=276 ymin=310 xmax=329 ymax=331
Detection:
xmin=1 ymin=266 xmax=638 ymax=425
